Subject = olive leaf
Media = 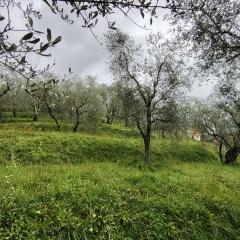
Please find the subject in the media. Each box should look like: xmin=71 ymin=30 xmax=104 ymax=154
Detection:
xmin=22 ymin=32 xmax=33 ymax=41
xmin=47 ymin=28 xmax=52 ymax=42
xmin=51 ymin=36 xmax=62 ymax=46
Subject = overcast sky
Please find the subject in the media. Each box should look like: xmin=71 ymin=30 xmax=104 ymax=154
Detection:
xmin=17 ymin=2 xmax=212 ymax=98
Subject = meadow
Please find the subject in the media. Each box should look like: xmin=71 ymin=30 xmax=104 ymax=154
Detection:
xmin=0 ymin=115 xmax=240 ymax=239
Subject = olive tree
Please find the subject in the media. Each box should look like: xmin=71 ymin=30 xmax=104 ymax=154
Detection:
xmin=105 ymin=31 xmax=189 ymax=163
xmin=99 ymin=84 xmax=119 ymax=124
xmin=26 ymin=75 xmax=68 ymax=130
xmin=194 ymin=68 xmax=240 ymax=164
xmin=65 ymin=75 xmax=103 ymax=132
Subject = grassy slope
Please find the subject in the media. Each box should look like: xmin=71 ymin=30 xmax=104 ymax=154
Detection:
xmin=0 ymin=120 xmax=240 ymax=239
xmin=1 ymin=163 xmax=240 ymax=240
xmin=0 ymin=122 xmax=217 ymax=166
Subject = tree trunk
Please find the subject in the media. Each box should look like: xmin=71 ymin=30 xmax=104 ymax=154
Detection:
xmin=106 ymin=114 xmax=111 ymax=124
xmin=144 ymin=134 xmax=151 ymax=164
xmin=124 ymin=118 xmax=129 ymax=127
xmin=43 ymin=94 xmax=61 ymax=131
xmin=54 ymin=120 xmax=61 ymax=131
xmin=225 ymin=147 xmax=239 ymax=164
xmin=161 ymin=129 xmax=165 ymax=139
xmin=111 ymin=107 xmax=116 ymax=123
xmin=32 ymin=105 xmax=38 ymax=122
xmin=124 ymin=108 xmax=130 ymax=127
xmin=73 ymin=111 xmax=80 ymax=133
xmin=73 ymin=121 xmax=80 ymax=132
xmin=48 ymin=107 xmax=61 ymax=131
xmin=144 ymin=105 xmax=152 ymax=164
xmin=219 ymin=141 xmax=223 ymax=163
xmin=12 ymin=108 xmax=16 ymax=118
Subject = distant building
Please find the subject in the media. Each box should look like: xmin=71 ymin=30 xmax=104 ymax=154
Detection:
xmin=187 ymin=128 xmax=201 ymax=141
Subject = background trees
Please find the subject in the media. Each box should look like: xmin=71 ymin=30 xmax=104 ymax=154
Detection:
xmin=0 ymin=71 xmax=12 ymax=99
xmin=192 ymin=68 xmax=240 ymax=164
xmin=1 ymin=0 xmax=240 ymax=166
xmin=66 ymin=75 xmax=104 ymax=132
xmin=0 ymin=72 xmax=105 ymax=131
xmin=99 ymin=84 xmax=118 ymax=125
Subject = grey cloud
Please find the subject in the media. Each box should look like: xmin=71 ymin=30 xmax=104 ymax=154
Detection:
xmin=34 ymin=3 xmax=171 ymax=77
xmin=11 ymin=2 xmax=212 ymax=97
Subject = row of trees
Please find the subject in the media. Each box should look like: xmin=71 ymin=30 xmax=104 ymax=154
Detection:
xmin=1 ymin=26 xmax=240 ymax=164
xmin=0 ymin=62 xmax=192 ymax=163
xmin=0 ymin=74 xmax=104 ymax=131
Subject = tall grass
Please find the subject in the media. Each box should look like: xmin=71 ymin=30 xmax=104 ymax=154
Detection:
xmin=0 ymin=123 xmax=217 ymax=166
xmin=1 ymin=119 xmax=238 ymax=239
xmin=0 ymin=163 xmax=240 ymax=239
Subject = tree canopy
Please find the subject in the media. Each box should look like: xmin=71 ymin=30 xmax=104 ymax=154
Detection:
xmin=169 ymin=0 xmax=240 ymax=68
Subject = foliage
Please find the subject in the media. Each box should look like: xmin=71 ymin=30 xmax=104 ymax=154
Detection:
xmin=168 ymin=0 xmax=240 ymax=68
xmin=0 ymin=1 xmax=62 ymax=78
xmin=105 ymin=31 xmax=189 ymax=162
xmin=48 ymin=0 xmax=164 ymax=29
xmin=192 ymin=63 xmax=240 ymax=164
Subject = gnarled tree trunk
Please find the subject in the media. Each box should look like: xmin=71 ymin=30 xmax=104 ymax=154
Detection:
xmin=219 ymin=141 xmax=223 ymax=163
xmin=143 ymin=105 xmax=152 ymax=164
xmin=73 ymin=109 xmax=80 ymax=133
xmin=225 ymin=147 xmax=239 ymax=164
xmin=32 ymin=105 xmax=38 ymax=122
xmin=143 ymin=134 xmax=151 ymax=164
xmin=12 ymin=108 xmax=16 ymax=118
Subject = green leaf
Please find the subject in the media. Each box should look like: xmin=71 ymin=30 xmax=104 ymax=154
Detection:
xmin=22 ymin=32 xmax=33 ymax=41
xmin=29 ymin=38 xmax=40 ymax=44
xmin=40 ymin=43 xmax=49 ymax=53
xmin=7 ymin=44 xmax=17 ymax=52
xmin=51 ymin=36 xmax=62 ymax=46
xmin=47 ymin=28 xmax=52 ymax=42
xmin=28 ymin=17 xmax=33 ymax=28
xmin=91 ymin=12 xmax=98 ymax=19
xmin=20 ymin=56 xmax=26 ymax=63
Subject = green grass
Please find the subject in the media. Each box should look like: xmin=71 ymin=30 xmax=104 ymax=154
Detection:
xmin=1 ymin=163 xmax=240 ymax=239
xmin=0 ymin=126 xmax=217 ymax=166
xmin=0 ymin=118 xmax=239 ymax=239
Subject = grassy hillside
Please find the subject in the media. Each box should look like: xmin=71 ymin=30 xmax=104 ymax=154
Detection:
xmin=0 ymin=121 xmax=217 ymax=166
xmin=0 ymin=119 xmax=240 ymax=239
xmin=1 ymin=163 xmax=240 ymax=239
